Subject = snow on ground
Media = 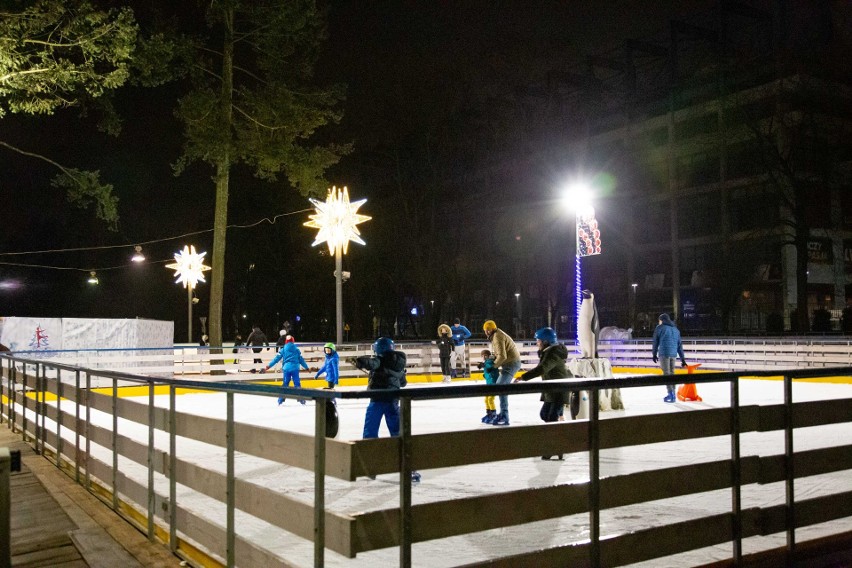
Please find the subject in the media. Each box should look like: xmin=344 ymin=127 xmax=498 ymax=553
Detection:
xmin=51 ymin=376 xmax=852 ymax=567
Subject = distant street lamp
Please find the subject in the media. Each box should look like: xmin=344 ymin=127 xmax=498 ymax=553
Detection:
xmin=166 ymin=245 xmax=211 ymax=343
xmin=305 ymin=186 xmax=371 ymax=344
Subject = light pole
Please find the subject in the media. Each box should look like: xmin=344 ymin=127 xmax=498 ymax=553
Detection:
xmin=631 ymin=283 xmax=638 ymax=328
xmin=562 ymin=180 xmax=601 ymax=343
xmin=166 ymin=245 xmax=211 ymax=343
xmin=305 ymin=186 xmax=371 ymax=345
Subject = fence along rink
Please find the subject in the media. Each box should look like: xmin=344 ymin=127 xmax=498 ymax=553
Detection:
xmin=1 ymin=354 xmax=851 ymax=566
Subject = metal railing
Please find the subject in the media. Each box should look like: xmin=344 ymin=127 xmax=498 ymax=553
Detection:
xmin=0 ymin=353 xmax=850 ymax=567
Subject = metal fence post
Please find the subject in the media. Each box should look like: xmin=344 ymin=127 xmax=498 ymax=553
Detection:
xmin=783 ymin=374 xmax=795 ymax=563
xmin=112 ymin=377 xmax=119 ymax=511
xmin=226 ymin=391 xmax=235 ymax=567
xmin=85 ymin=372 xmax=91 ymax=490
xmin=147 ymin=379 xmax=155 ymax=541
xmin=589 ymin=388 xmax=601 ymax=568
xmin=74 ymin=369 xmax=81 ymax=483
xmin=400 ymin=396 xmax=412 ymax=568
xmin=169 ymin=384 xmax=177 ymax=553
xmin=56 ymin=367 xmax=63 ymax=469
xmin=314 ymin=397 xmax=327 ymax=568
xmin=730 ymin=376 xmax=742 ymax=564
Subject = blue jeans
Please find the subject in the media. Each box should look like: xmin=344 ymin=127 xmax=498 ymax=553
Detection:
xmin=363 ymin=399 xmax=400 ymax=438
xmin=659 ymin=357 xmax=676 ymax=394
xmin=495 ymin=360 xmax=522 ymax=416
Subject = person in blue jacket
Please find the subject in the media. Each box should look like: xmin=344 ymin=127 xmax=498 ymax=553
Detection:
xmin=260 ymin=335 xmax=310 ymax=405
xmin=348 ymin=337 xmax=420 ymax=482
xmin=315 ymin=342 xmax=339 ymax=390
xmin=652 ymin=313 xmax=688 ymax=403
xmin=450 ymin=318 xmax=472 ymax=377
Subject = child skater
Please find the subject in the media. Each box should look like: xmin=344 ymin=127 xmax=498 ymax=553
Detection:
xmin=349 ymin=337 xmax=421 ymax=482
xmin=260 ymin=335 xmax=309 ymax=405
xmin=476 ymin=349 xmax=499 ymax=423
xmin=315 ymin=342 xmax=339 ymax=390
xmin=436 ymin=324 xmax=454 ymax=383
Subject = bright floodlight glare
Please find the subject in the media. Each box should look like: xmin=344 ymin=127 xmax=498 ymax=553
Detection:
xmin=87 ymin=271 xmax=99 ymax=285
xmin=165 ymin=245 xmax=211 ymax=289
xmin=561 ymin=180 xmax=593 ymax=213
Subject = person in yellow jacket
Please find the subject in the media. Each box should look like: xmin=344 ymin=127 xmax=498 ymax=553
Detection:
xmin=482 ymin=320 xmax=521 ymax=426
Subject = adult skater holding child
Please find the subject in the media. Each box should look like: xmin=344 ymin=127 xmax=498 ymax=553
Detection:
xmin=315 ymin=342 xmax=340 ymax=390
xmin=482 ymin=320 xmax=521 ymax=426
xmin=348 ymin=337 xmax=420 ymax=482
xmin=515 ymin=327 xmax=572 ymax=459
xmin=260 ymin=336 xmax=310 ymax=405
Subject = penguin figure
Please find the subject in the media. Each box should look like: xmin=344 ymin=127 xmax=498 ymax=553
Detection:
xmin=578 ymin=289 xmax=599 ymax=358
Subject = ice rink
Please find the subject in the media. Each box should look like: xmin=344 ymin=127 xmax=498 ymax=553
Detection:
xmin=85 ymin=375 xmax=851 ymax=567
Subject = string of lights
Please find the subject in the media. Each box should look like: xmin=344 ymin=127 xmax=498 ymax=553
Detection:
xmin=0 ymin=207 xmax=313 ymax=273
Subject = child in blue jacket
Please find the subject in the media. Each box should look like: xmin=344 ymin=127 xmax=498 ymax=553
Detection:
xmin=260 ymin=336 xmax=309 ymax=405
xmin=315 ymin=342 xmax=339 ymax=390
xmin=476 ymin=349 xmax=500 ymax=423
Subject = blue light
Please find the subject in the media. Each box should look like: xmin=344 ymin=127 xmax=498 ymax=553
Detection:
xmin=575 ymin=254 xmax=582 ymax=344
xmin=410 ymin=307 xmax=418 ymax=316
xmin=295 ymin=315 xmax=301 ymax=322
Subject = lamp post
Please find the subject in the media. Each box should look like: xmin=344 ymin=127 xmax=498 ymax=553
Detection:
xmin=166 ymin=245 xmax=211 ymax=343
xmin=562 ymin=181 xmax=601 ymax=343
xmin=305 ymin=186 xmax=371 ymax=345
xmin=631 ymin=282 xmax=638 ymax=328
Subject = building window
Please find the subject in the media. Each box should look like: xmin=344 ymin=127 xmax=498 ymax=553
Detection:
xmin=678 ymin=192 xmax=721 ymax=238
xmin=635 ymin=199 xmax=671 ymax=244
xmin=676 ymin=151 xmax=720 ymax=188
xmin=730 ymin=187 xmax=779 ymax=232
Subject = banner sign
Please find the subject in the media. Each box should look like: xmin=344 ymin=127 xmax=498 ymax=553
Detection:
xmin=577 ymin=207 xmax=602 ymax=257
xmin=807 ymin=239 xmax=833 ymax=264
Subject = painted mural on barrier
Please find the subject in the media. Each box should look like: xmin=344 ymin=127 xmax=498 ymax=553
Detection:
xmin=0 ymin=317 xmax=63 ymax=353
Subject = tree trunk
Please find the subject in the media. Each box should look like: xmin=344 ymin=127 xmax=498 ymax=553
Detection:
xmin=208 ymin=8 xmax=234 ymax=349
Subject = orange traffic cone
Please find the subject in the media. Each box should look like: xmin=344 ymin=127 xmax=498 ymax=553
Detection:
xmin=677 ymin=363 xmax=703 ymax=402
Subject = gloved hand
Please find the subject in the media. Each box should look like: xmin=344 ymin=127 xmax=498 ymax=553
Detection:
xmin=681 ymin=360 xmax=687 ymax=368
xmin=345 ymin=357 xmax=358 ymax=366
xmin=259 ymin=367 xmax=267 ymax=374
xmin=652 ymin=356 xmax=657 ymax=364
xmin=476 ymin=362 xmax=484 ymax=370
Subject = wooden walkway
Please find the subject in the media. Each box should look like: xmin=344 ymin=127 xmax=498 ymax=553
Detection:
xmin=1 ymin=426 xmax=181 ymax=568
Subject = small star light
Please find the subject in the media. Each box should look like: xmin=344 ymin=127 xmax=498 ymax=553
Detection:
xmin=304 ymin=186 xmax=371 ymax=255
xmin=165 ymin=245 xmax=211 ymax=289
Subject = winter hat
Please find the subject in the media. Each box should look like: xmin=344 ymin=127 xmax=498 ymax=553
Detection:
xmin=659 ymin=313 xmax=672 ymax=323
xmin=279 ymin=329 xmax=286 ymax=336
xmin=437 ymin=324 xmax=452 ymax=336
xmin=285 ymin=335 xmax=295 ymax=344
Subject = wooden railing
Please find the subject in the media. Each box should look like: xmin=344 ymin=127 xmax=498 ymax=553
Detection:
xmin=1 ymin=354 xmax=850 ymax=567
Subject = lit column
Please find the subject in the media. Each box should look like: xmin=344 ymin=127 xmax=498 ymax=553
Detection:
xmin=305 ymin=186 xmax=371 ymax=345
xmin=562 ymin=181 xmax=601 ymax=344
xmin=166 ymin=245 xmax=211 ymax=343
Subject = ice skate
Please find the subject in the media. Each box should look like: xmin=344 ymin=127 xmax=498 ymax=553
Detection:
xmin=442 ymin=375 xmax=451 ymax=383
xmin=410 ymin=471 xmax=421 ymax=483
xmin=663 ymin=393 xmax=676 ymax=403
xmin=492 ymin=413 xmax=509 ymax=426
xmin=299 ymin=399 xmax=307 ymax=405
xmin=481 ymin=410 xmax=495 ymax=423
xmin=277 ymin=398 xmax=284 ymax=406
xmin=541 ymin=454 xmax=564 ymax=461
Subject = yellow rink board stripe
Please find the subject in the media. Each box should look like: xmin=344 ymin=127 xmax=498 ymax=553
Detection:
xmin=7 ymin=368 xmax=851 ymax=403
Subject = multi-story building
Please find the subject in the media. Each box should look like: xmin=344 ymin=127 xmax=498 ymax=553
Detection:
xmin=541 ymin=0 xmax=852 ymax=334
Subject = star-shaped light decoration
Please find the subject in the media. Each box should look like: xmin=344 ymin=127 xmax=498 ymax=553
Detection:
xmin=165 ymin=245 xmax=211 ymax=289
xmin=304 ymin=186 xmax=371 ymax=255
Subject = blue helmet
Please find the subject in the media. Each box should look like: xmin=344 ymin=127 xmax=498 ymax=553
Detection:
xmin=372 ymin=336 xmax=395 ymax=356
xmin=534 ymin=327 xmax=558 ymax=346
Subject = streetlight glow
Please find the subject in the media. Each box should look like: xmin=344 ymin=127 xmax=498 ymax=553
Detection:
xmin=561 ymin=180 xmax=594 ymax=214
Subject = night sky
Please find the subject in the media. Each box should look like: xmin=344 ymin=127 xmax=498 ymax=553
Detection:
xmin=0 ymin=0 xmax=776 ymax=340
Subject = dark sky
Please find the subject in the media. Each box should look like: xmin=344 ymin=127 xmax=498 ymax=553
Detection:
xmin=0 ymin=0 xmax=749 ymax=334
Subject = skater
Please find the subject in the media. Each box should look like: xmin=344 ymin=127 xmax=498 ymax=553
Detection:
xmin=436 ymin=324 xmax=454 ymax=383
xmin=482 ymin=320 xmax=521 ymax=425
xmin=515 ymin=327 xmax=571 ymax=459
xmin=260 ymin=335 xmax=310 ymax=405
xmin=315 ymin=342 xmax=340 ymax=390
xmin=652 ymin=313 xmax=688 ymax=403
xmin=275 ymin=329 xmax=288 ymax=349
xmin=476 ymin=349 xmax=499 ymax=423
xmin=349 ymin=337 xmax=420 ymax=482
xmin=450 ymin=318 xmax=472 ymax=377
xmin=246 ymin=324 xmax=268 ymax=372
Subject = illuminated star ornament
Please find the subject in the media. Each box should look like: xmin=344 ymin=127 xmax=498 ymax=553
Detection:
xmin=304 ymin=186 xmax=371 ymax=255
xmin=166 ymin=245 xmax=211 ymax=288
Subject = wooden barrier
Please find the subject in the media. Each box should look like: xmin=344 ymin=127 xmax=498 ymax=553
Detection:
xmin=1 ymin=355 xmax=850 ymax=567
